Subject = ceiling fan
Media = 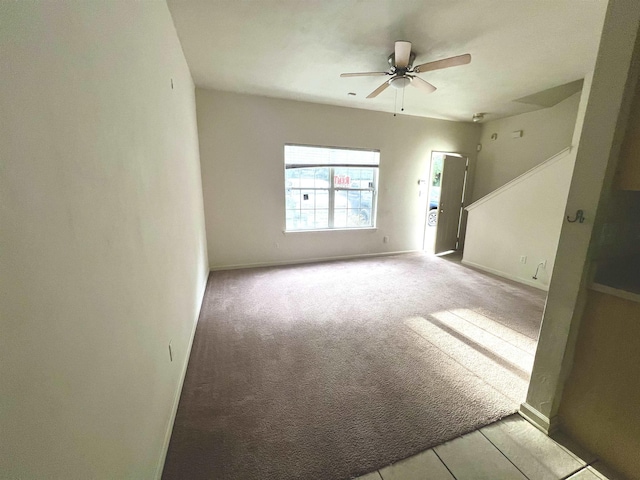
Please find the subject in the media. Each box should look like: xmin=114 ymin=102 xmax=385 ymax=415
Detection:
xmin=340 ymin=41 xmax=471 ymax=98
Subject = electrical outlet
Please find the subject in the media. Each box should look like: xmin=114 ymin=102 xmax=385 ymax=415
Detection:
xmin=520 ymin=256 xmax=527 ymax=264
xmin=383 ymin=236 xmax=389 ymax=244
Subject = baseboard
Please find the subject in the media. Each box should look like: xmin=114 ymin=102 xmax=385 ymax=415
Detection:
xmin=461 ymin=259 xmax=548 ymax=291
xmin=210 ymin=250 xmax=420 ymax=271
xmin=519 ymin=402 xmax=560 ymax=435
xmin=155 ymin=271 xmax=209 ymax=479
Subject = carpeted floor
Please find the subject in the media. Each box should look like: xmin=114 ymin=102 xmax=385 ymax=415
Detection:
xmin=162 ymin=252 xmax=546 ymax=480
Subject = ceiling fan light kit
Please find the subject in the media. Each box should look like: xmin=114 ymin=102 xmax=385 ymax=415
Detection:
xmin=390 ymin=76 xmax=411 ymax=89
xmin=340 ymin=40 xmax=471 ymax=104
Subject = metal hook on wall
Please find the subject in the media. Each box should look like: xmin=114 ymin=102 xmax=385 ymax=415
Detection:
xmin=567 ymin=209 xmax=585 ymax=223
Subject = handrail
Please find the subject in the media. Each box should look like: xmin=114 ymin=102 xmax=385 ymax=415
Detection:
xmin=466 ymin=146 xmax=573 ymax=211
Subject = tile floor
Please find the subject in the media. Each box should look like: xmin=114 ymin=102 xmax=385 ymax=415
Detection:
xmin=355 ymin=414 xmax=624 ymax=480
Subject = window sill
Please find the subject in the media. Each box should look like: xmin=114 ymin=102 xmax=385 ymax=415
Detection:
xmin=283 ymin=227 xmax=378 ymax=234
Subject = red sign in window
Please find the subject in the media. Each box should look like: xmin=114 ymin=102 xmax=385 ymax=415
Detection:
xmin=334 ymin=175 xmax=351 ymax=186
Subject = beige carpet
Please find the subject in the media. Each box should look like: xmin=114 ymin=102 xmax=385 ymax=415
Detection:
xmin=163 ymin=253 xmax=545 ymax=480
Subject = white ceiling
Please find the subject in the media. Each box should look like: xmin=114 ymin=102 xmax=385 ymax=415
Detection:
xmin=167 ymin=0 xmax=608 ymax=122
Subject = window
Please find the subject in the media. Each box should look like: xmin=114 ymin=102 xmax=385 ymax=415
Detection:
xmin=284 ymin=145 xmax=379 ymax=231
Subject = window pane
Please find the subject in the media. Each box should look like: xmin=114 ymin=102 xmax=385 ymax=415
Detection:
xmin=286 ymin=167 xmax=317 ymax=188
xmin=348 ymin=209 xmax=371 ymax=227
xmin=348 ymin=189 xmax=373 ymax=227
xmin=361 ymin=190 xmax=373 ymax=213
xmin=315 ymin=209 xmax=329 ymax=229
xmin=334 ymin=208 xmax=348 ymax=228
xmin=300 ymin=210 xmax=315 ymax=229
xmin=286 ymin=209 xmax=301 ymax=230
xmin=333 ymin=183 xmax=375 ymax=228
xmin=348 ymin=190 xmax=361 ymax=209
xmin=358 ymin=209 xmax=372 ymax=226
xmin=316 ymin=189 xmax=329 ymax=209
xmin=314 ymin=167 xmax=330 ymax=187
xmin=348 ymin=168 xmax=373 ymax=188
xmin=285 ymin=188 xmax=300 ymax=208
xmin=300 ymin=189 xmax=315 ymax=208
xmin=284 ymin=168 xmax=301 ymax=184
xmin=334 ymin=190 xmax=349 ymax=210
xmin=334 ymin=166 xmax=350 ymax=188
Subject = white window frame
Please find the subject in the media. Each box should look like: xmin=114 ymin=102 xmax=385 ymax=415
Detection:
xmin=284 ymin=144 xmax=379 ymax=232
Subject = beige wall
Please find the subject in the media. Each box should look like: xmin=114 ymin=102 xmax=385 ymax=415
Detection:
xmin=559 ymin=291 xmax=640 ymax=479
xmin=196 ymin=89 xmax=480 ymax=269
xmin=553 ymin=6 xmax=640 ymax=474
xmin=523 ymin=0 xmax=640 ymax=442
xmin=449 ymin=88 xmax=584 ymax=291
xmin=472 ymin=93 xmax=581 ymax=201
xmin=463 ymin=149 xmax=576 ymax=290
xmin=0 ymin=2 xmax=208 ymax=478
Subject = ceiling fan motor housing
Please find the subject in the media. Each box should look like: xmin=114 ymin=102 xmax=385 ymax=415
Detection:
xmin=388 ymin=52 xmax=416 ymax=70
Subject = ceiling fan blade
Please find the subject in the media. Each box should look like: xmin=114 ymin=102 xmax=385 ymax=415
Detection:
xmin=340 ymin=72 xmax=389 ymax=77
xmin=410 ymin=76 xmax=437 ymax=94
xmin=395 ymin=40 xmax=412 ymax=68
xmin=367 ymin=80 xmax=390 ymax=98
xmin=414 ymin=53 xmax=471 ymax=73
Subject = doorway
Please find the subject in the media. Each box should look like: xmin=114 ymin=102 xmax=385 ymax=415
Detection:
xmin=423 ymin=152 xmax=468 ymax=254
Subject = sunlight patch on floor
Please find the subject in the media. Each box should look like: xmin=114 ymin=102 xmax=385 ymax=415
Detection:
xmin=404 ymin=309 xmax=536 ymax=403
xmin=448 ymin=308 xmax=537 ymax=355
xmin=430 ymin=309 xmax=535 ymax=372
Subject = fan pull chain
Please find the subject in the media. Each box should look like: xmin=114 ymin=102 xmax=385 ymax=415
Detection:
xmin=394 ymin=88 xmax=398 ymax=116
xmin=401 ymin=86 xmax=405 ymax=112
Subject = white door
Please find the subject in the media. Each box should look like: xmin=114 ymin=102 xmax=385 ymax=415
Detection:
xmin=434 ymin=155 xmax=467 ymax=254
